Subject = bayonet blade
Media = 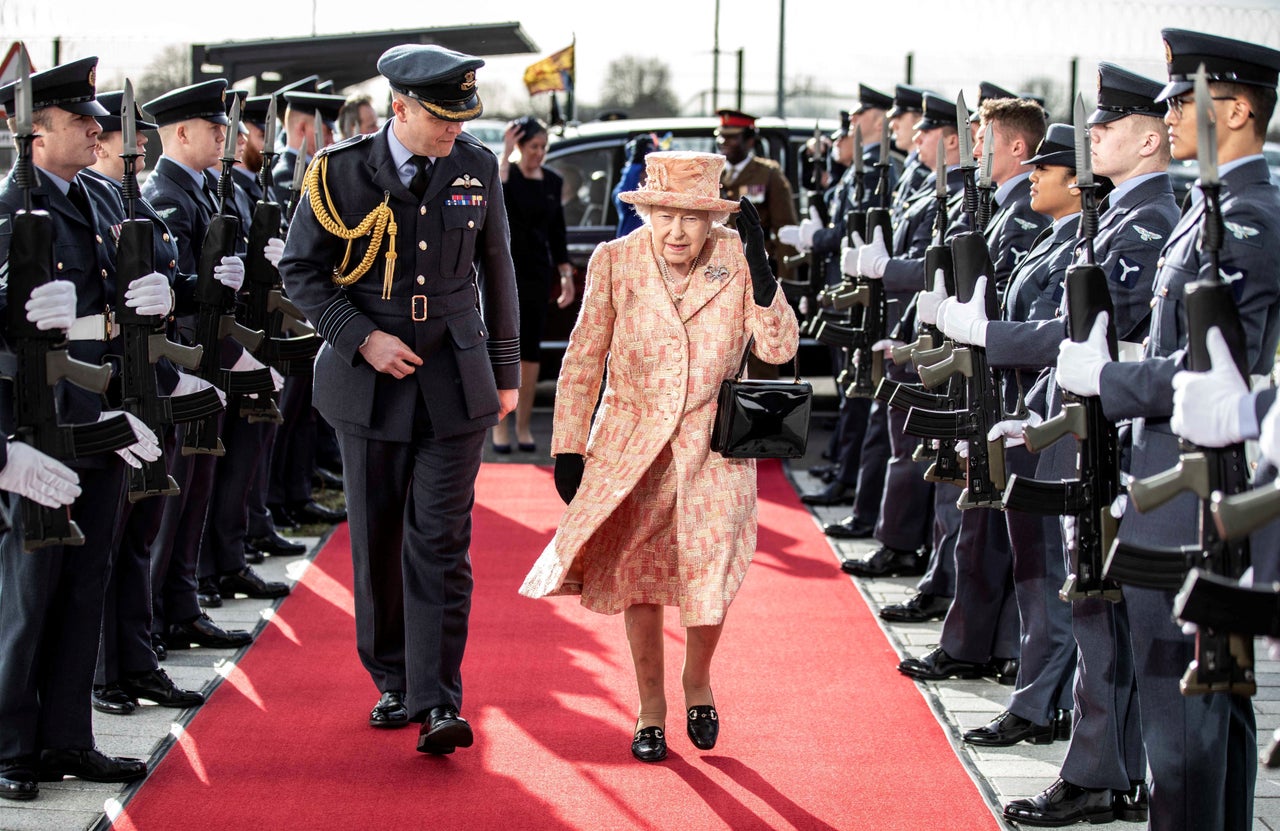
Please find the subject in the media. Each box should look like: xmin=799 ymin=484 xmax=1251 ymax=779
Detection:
xmin=979 ymin=122 xmax=995 ymax=188
xmin=1194 ymin=64 xmax=1220 ymax=187
xmin=222 ymin=95 xmax=241 ymax=165
xmin=1073 ymin=94 xmax=1094 ymax=189
xmin=14 ymin=42 xmax=31 ymax=137
xmin=290 ymin=136 xmax=309 ymax=194
xmin=879 ymin=118 xmax=890 ymax=165
xmin=121 ymin=80 xmax=136 ymax=154
xmin=312 ymin=111 xmax=323 ymax=154
xmin=936 ymin=136 xmax=948 ymax=198
xmin=956 ymin=91 xmax=976 ymax=170
xmin=852 ymin=124 xmax=864 ymax=175
xmin=263 ymin=96 xmax=278 ymax=155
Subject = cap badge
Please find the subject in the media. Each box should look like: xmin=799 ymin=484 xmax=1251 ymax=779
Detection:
xmin=88 ymin=66 xmax=96 ymax=87
xmin=461 ymin=71 xmax=476 ymax=92
xmin=1164 ymin=39 xmax=1173 ymax=65
xmin=1097 ymin=70 xmax=1103 ymax=94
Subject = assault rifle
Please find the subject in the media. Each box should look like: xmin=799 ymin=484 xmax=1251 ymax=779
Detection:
xmin=114 ymin=80 xmax=224 ymax=500
xmin=183 ymin=96 xmax=277 ymax=454
xmin=1105 ymin=68 xmax=1255 ymax=696
xmin=2 ymin=46 xmax=136 ymax=548
xmin=243 ymin=96 xmax=321 ymax=381
xmin=1002 ymin=100 xmax=1122 ymax=600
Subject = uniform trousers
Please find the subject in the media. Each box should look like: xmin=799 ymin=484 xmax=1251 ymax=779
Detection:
xmin=850 ymin=401 xmax=889 ymax=528
xmin=198 ymin=403 xmax=270 ymax=579
xmin=97 ymin=481 xmax=166 ymax=685
xmin=873 ymin=361 xmax=934 ymax=553
xmin=339 ymin=398 xmax=485 ymax=722
xmin=919 ymin=481 xmax=961 ymax=598
xmin=268 ymin=375 xmax=316 ymax=510
xmin=939 ymin=504 xmax=1019 ymax=663
xmin=0 ymin=461 xmax=125 ymax=760
xmin=151 ymin=418 xmax=220 ymax=630
xmin=246 ymin=421 xmax=279 ymax=539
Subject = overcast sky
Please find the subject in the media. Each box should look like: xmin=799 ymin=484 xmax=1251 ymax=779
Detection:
xmin=3 ymin=0 xmax=1279 ymax=120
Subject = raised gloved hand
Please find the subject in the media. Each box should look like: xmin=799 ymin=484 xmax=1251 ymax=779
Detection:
xmin=214 ymin=255 xmax=245 ymax=291
xmin=937 ymin=275 xmax=990 ymax=346
xmin=917 ymin=270 xmax=948 ymax=326
xmin=554 ymin=453 xmax=585 ymax=505
xmin=125 ymin=271 xmax=173 ymax=317
xmin=736 ymin=197 xmax=778 ymax=307
xmin=1170 ymin=327 xmax=1249 ymax=447
xmin=263 ymin=237 xmax=286 ymax=268
xmin=1259 ymin=395 xmax=1280 ymax=467
xmin=855 ymin=224 xmax=890 ymax=280
xmin=0 ymin=442 xmax=81 ymax=508
xmin=173 ymin=371 xmax=226 ymax=408
xmin=987 ymin=410 xmax=1044 ymax=448
xmin=1056 ymin=312 xmax=1111 ymax=397
xmin=25 ymin=280 xmax=77 ymax=331
xmin=99 ymin=411 xmax=162 ymax=470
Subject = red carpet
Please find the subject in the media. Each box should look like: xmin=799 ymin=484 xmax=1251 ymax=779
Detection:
xmin=117 ymin=461 xmax=998 ymax=831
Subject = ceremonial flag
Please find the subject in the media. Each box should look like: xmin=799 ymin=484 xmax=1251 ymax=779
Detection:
xmin=523 ymin=43 xmax=574 ymax=96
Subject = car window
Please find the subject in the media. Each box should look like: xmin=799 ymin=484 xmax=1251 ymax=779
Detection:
xmin=547 ymin=148 xmax=616 ymax=228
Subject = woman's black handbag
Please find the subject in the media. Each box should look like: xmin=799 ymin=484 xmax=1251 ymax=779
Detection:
xmin=710 ymin=337 xmax=812 ymax=459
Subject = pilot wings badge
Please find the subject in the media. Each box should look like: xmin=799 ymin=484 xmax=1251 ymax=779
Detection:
xmin=450 ymin=174 xmax=483 ymax=189
xmin=1013 ymin=216 xmax=1038 ymax=230
xmin=1224 ymin=221 xmax=1259 ymax=240
xmin=1133 ymin=225 xmax=1163 ymax=242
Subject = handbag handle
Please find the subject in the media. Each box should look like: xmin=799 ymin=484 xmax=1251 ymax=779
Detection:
xmin=735 ymin=335 xmax=802 ymax=383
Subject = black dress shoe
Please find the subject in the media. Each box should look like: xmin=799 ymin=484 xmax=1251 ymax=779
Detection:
xmin=197 ymin=577 xmax=223 ymax=608
xmin=799 ymin=481 xmax=854 ymax=506
xmin=219 ymin=566 xmax=290 ymax=599
xmin=808 ymin=463 xmax=837 ymax=483
xmin=963 ymin=710 xmax=1055 ymax=747
xmin=269 ymin=504 xmax=301 ymax=530
xmin=246 ymin=531 xmax=307 ymax=556
xmin=288 ymin=499 xmax=347 ymax=524
xmin=824 ymin=516 xmax=877 ymax=540
xmin=119 ymin=668 xmax=205 ymax=708
xmin=841 ymin=546 xmax=924 ymax=577
xmin=991 ymin=658 xmax=1020 ymax=686
xmin=91 ymin=684 xmax=137 ymax=716
xmin=152 ymin=633 xmax=167 ymax=662
xmin=370 ymin=691 xmax=409 ymax=729
xmin=38 ymin=748 xmax=147 ymax=783
xmin=166 ymin=612 xmax=253 ymax=650
xmin=898 ymin=647 xmax=990 ymax=681
xmin=1003 ymin=777 xmax=1114 ymax=827
xmin=686 ymin=706 xmax=719 ymax=750
xmin=417 ymin=706 xmax=474 ymax=754
xmin=242 ymin=543 xmax=265 ymax=565
xmin=1113 ymin=780 xmax=1148 ymax=822
xmin=631 ymin=726 xmax=667 ymax=762
xmin=312 ymin=466 xmax=344 ymax=491
xmin=0 ymin=758 xmax=38 ymax=801
xmin=879 ymin=592 xmax=950 ymax=623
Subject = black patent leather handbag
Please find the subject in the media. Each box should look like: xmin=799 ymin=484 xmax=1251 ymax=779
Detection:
xmin=710 ymin=337 xmax=812 ymax=459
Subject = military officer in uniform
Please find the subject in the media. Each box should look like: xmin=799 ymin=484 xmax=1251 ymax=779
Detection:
xmin=1055 ymin=30 xmax=1280 ymax=830
xmin=279 ymin=44 xmax=520 ymax=755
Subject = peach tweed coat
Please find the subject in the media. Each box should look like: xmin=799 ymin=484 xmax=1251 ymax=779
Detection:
xmin=519 ymin=223 xmax=799 ymax=626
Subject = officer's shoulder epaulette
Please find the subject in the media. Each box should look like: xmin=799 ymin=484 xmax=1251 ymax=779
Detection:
xmin=315 ymin=132 xmax=376 ymax=159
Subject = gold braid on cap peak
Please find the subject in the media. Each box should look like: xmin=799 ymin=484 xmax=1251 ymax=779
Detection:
xmin=305 ymin=154 xmax=399 ymax=299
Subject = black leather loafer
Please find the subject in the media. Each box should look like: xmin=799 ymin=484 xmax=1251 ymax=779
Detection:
xmin=799 ymin=481 xmax=854 ymax=506
xmin=219 ymin=566 xmax=290 ymax=599
xmin=1003 ymin=777 xmax=1114 ymax=827
xmin=0 ymin=759 xmax=38 ymax=801
xmin=38 ymin=748 xmax=147 ymax=783
xmin=247 ymin=532 xmax=307 ymax=556
xmin=166 ymin=612 xmax=253 ymax=650
xmin=991 ymin=658 xmax=1020 ymax=686
xmin=91 ymin=683 xmax=137 ymax=715
xmin=119 ymin=668 xmax=205 ymax=708
xmin=196 ymin=577 xmax=223 ymax=608
xmin=417 ymin=706 xmax=473 ymax=754
xmin=370 ymin=691 xmax=409 ymax=729
xmin=824 ymin=517 xmax=877 ymax=540
xmin=841 ymin=546 xmax=924 ymax=577
xmin=963 ymin=710 xmax=1055 ymax=747
xmin=631 ymin=726 xmax=667 ymax=762
xmin=879 ymin=592 xmax=950 ymax=623
xmin=687 ymin=705 xmax=719 ymax=750
xmin=898 ymin=647 xmax=989 ymax=681
xmin=1113 ymin=780 xmax=1148 ymax=822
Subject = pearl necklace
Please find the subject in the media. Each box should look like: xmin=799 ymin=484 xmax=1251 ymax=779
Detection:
xmin=658 ymin=255 xmax=699 ymax=301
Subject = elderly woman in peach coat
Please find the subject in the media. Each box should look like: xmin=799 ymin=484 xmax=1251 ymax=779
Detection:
xmin=520 ymin=151 xmax=799 ymax=763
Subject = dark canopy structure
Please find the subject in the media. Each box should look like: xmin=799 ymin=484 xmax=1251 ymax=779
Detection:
xmin=191 ymin=23 xmax=539 ymax=92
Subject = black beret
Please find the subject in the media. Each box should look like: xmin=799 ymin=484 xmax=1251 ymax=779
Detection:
xmin=887 ymin=84 xmax=928 ymax=118
xmin=0 ymin=56 xmax=107 ymax=117
xmin=1023 ymin=123 xmax=1076 ymax=168
xmin=377 ymin=44 xmax=484 ymax=122
xmin=145 ymin=79 xmax=229 ymax=127
xmin=1157 ymin=28 xmax=1280 ymax=102
xmin=1089 ymin=63 xmax=1165 ymax=125
xmin=93 ymin=89 xmax=157 ymax=134
xmin=916 ymin=92 xmax=958 ymax=131
xmin=852 ymin=84 xmax=894 ymax=114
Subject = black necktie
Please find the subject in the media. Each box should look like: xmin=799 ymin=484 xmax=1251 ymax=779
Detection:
xmin=66 ymin=179 xmax=92 ymax=222
xmin=202 ymin=171 xmax=220 ymax=211
xmin=409 ymin=156 xmax=432 ymax=199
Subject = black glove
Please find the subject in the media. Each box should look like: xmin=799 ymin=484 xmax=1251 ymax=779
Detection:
xmin=554 ymin=453 xmax=585 ymax=505
xmin=735 ymin=197 xmax=778 ymax=307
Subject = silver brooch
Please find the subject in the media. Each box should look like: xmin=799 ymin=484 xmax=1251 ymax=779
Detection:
xmin=704 ymin=264 xmax=729 ymax=282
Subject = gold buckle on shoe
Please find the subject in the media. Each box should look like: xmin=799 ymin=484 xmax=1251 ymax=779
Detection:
xmin=411 ymin=294 xmax=428 ymax=321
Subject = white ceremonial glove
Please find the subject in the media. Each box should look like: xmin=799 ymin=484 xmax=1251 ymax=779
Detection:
xmin=937 ymin=275 xmax=991 ymax=347
xmin=918 ymin=270 xmax=948 ymax=326
xmin=796 ymin=206 xmax=823 ymax=251
xmin=1061 ymin=515 xmax=1077 ymax=556
xmin=124 ymin=271 xmax=173 ymax=317
xmin=856 ymin=224 xmax=890 ymax=280
xmin=1260 ymin=396 xmax=1280 ymax=467
xmin=778 ymin=225 xmax=802 ymax=249
xmin=0 ymin=442 xmax=81 ymax=508
xmin=270 ymin=366 xmax=284 ymax=392
xmin=871 ymin=338 xmax=904 ymax=364
xmin=840 ymin=241 xmax=860 ymax=278
xmin=25 ymin=280 xmax=77 ymax=331
xmin=955 ymin=440 xmax=969 ymax=459
xmin=987 ymin=410 xmax=1044 ymax=449
xmin=214 ymin=255 xmax=245 ymax=291
xmin=263 ymin=237 xmax=286 ymax=268
xmin=99 ymin=411 xmax=161 ymax=470
xmin=1170 ymin=327 xmax=1249 ymax=447
xmin=1266 ymin=637 xmax=1280 ymax=662
xmin=1110 ymin=492 xmax=1128 ymax=519
xmin=230 ymin=350 xmax=269 ymax=398
xmin=173 ymin=371 xmax=226 ymax=408
xmin=1056 ymin=312 xmax=1111 ymax=397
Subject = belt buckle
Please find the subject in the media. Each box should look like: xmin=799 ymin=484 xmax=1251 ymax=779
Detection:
xmin=411 ymin=294 xmax=428 ymax=321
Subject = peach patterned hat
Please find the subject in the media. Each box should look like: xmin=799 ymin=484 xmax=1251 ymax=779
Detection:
xmin=618 ymin=151 xmax=742 ymax=213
